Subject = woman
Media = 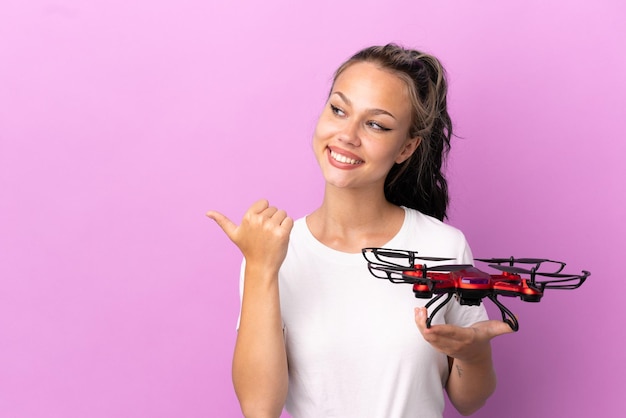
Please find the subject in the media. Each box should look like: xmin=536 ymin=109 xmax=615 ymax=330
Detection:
xmin=207 ymin=44 xmax=513 ymax=418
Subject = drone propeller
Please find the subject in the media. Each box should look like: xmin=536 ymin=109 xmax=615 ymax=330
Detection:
xmin=476 ymin=257 xmax=553 ymax=264
xmin=488 ymin=264 xmax=534 ymax=275
xmin=479 ymin=257 xmax=567 ymax=274
xmin=425 ymin=264 xmax=473 ymax=272
xmin=489 ymin=264 xmax=582 ymax=278
xmin=415 ymin=256 xmax=459 ymax=262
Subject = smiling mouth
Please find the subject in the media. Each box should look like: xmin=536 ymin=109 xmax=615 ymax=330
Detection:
xmin=329 ymin=149 xmax=363 ymax=165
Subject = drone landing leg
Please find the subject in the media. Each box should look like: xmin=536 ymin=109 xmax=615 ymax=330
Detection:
xmin=487 ymin=295 xmax=519 ymax=332
xmin=424 ymin=293 xmax=453 ymax=328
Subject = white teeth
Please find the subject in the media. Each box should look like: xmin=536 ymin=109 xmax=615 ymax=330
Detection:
xmin=330 ymin=150 xmax=362 ymax=165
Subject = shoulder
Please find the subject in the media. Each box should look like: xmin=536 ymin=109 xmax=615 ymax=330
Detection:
xmin=404 ymin=207 xmax=466 ymax=241
xmin=400 ymin=207 xmax=472 ymax=263
xmin=289 ymin=216 xmax=309 ymax=241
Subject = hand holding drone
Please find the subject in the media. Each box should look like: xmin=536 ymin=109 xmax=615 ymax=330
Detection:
xmin=362 ymin=247 xmax=590 ymax=331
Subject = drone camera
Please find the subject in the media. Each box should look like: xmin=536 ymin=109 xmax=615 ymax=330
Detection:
xmin=458 ymin=296 xmax=482 ymax=306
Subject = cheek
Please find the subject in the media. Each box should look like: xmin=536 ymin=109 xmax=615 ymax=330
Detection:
xmin=311 ymin=122 xmax=329 ymax=160
xmin=312 ymin=116 xmax=335 ymax=146
xmin=372 ymin=140 xmax=404 ymax=161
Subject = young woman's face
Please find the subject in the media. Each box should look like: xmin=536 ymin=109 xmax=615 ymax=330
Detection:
xmin=312 ymin=61 xmax=419 ymax=191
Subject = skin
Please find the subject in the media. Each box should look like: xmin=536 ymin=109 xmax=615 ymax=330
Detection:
xmin=208 ymin=62 xmax=513 ymax=418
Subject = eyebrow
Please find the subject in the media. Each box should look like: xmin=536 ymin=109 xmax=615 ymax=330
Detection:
xmin=331 ymin=91 xmax=397 ymax=120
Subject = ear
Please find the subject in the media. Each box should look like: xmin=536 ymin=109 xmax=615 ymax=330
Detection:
xmin=395 ymin=136 xmax=421 ymax=164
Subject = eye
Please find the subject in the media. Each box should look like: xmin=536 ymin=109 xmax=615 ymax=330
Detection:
xmin=330 ymin=104 xmax=345 ymax=117
xmin=367 ymin=121 xmax=391 ymax=132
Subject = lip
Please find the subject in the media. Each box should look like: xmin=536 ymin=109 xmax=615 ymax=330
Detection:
xmin=328 ymin=146 xmax=363 ymax=162
xmin=326 ymin=146 xmax=364 ymax=170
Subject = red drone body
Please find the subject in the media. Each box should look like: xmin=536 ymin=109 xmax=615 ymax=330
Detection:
xmin=406 ymin=266 xmax=543 ymax=303
xmin=362 ymin=247 xmax=589 ymax=331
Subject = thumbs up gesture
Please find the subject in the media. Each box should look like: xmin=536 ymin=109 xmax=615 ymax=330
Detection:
xmin=207 ymin=199 xmax=294 ymax=274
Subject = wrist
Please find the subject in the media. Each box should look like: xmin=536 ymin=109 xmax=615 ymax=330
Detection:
xmin=453 ymin=342 xmax=493 ymax=367
xmin=244 ymin=263 xmax=281 ymax=287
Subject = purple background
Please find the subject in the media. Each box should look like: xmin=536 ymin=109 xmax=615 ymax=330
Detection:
xmin=1 ymin=1 xmax=624 ymax=417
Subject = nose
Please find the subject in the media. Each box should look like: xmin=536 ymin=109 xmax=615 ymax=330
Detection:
xmin=338 ymin=119 xmax=361 ymax=147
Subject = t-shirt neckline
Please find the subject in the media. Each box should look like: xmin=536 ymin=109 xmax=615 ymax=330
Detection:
xmin=300 ymin=206 xmax=411 ymax=262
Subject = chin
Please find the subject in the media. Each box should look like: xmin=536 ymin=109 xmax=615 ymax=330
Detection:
xmin=320 ymin=171 xmax=356 ymax=189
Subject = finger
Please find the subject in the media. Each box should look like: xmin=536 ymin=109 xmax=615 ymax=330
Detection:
xmin=270 ymin=209 xmax=289 ymax=224
xmin=261 ymin=206 xmax=279 ymax=219
xmin=489 ymin=319 xmax=517 ymax=337
xmin=250 ymin=199 xmax=270 ymax=213
xmin=206 ymin=210 xmax=237 ymax=238
xmin=280 ymin=214 xmax=294 ymax=230
xmin=414 ymin=307 xmax=429 ymax=334
xmin=266 ymin=209 xmax=294 ymax=232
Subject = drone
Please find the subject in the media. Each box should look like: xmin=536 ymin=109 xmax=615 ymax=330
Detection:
xmin=362 ymin=247 xmax=590 ymax=331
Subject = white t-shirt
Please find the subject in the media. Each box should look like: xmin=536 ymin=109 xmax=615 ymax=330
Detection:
xmin=240 ymin=207 xmax=488 ymax=418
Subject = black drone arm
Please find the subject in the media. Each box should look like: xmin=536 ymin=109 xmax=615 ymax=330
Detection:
xmin=424 ymin=293 xmax=453 ymax=328
xmin=487 ymin=294 xmax=519 ymax=331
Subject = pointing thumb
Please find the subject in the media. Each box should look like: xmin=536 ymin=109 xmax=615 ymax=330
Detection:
xmin=206 ymin=210 xmax=237 ymax=238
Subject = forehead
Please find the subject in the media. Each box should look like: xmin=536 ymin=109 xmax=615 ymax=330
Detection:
xmin=332 ymin=61 xmax=411 ymax=116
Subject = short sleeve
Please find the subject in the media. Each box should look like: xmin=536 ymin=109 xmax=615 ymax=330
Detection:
xmin=458 ymin=236 xmax=474 ymax=265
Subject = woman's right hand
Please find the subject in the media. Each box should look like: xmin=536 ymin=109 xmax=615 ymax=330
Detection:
xmin=210 ymin=200 xmax=292 ymax=415
xmin=206 ymin=199 xmax=294 ymax=274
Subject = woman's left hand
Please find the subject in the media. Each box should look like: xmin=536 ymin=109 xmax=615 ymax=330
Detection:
xmin=414 ymin=307 xmax=513 ymax=363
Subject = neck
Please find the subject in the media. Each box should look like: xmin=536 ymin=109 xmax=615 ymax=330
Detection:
xmin=319 ymin=184 xmax=393 ymax=225
xmin=307 ymin=183 xmax=405 ymax=252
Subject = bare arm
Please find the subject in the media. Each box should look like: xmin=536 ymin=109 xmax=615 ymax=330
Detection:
xmin=232 ymin=263 xmax=288 ymax=418
xmin=445 ymin=342 xmax=496 ymax=415
xmin=208 ymin=200 xmax=293 ymax=418
xmin=414 ymin=307 xmax=513 ymax=416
